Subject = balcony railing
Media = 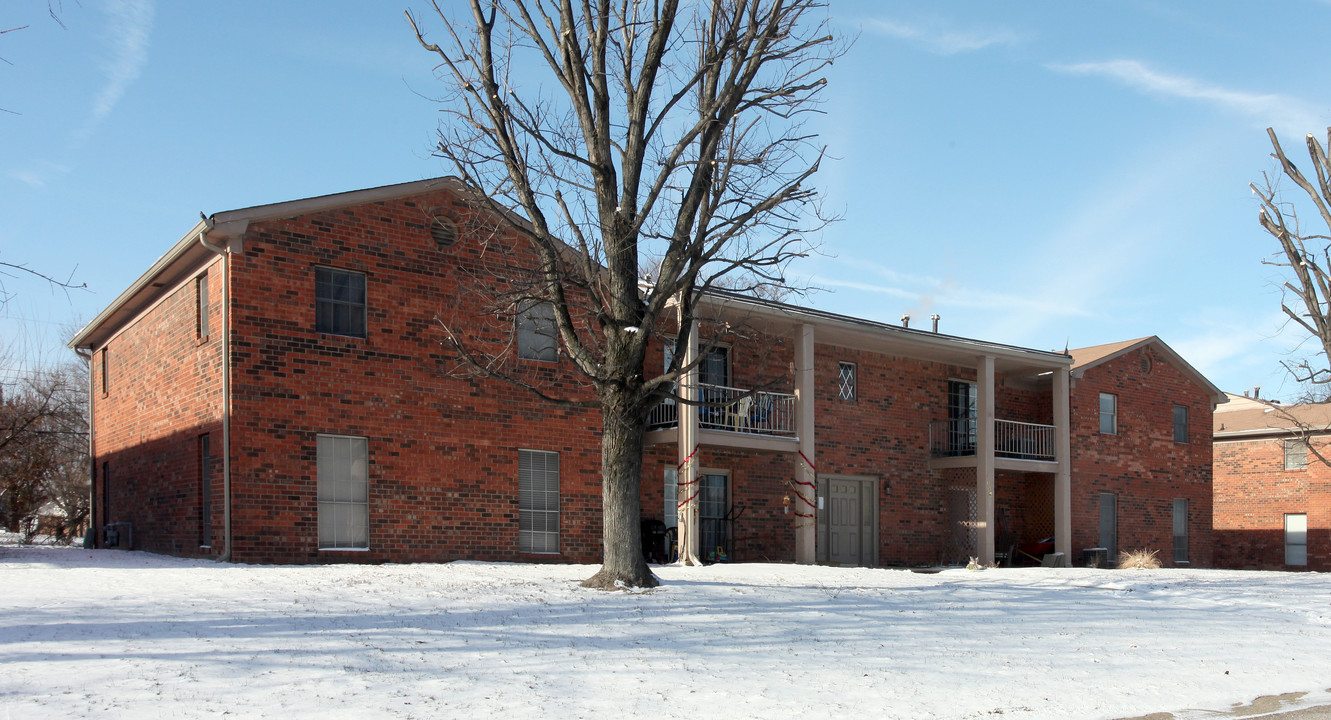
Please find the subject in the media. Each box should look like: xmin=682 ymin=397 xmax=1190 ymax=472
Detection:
xmin=929 ymin=418 xmax=1056 ymax=461
xmin=647 ymin=383 xmax=796 ymax=437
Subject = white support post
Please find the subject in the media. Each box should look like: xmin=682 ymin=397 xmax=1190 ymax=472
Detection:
xmin=976 ymin=355 xmax=996 ymax=566
xmin=794 ymin=323 xmax=817 ymax=565
xmin=1053 ymin=366 xmax=1072 ymax=565
xmin=677 ymin=315 xmax=702 ymax=566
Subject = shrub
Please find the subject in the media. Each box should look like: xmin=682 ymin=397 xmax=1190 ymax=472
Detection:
xmin=1116 ymin=549 xmax=1161 ymax=569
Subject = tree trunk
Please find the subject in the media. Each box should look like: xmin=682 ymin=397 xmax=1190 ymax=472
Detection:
xmin=581 ymin=393 xmax=658 ymax=589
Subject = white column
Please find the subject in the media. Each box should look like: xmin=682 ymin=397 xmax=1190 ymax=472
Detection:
xmin=1053 ymin=366 xmax=1072 ymax=565
xmin=677 ymin=315 xmax=702 ymax=565
xmin=794 ymin=323 xmax=817 ymax=564
xmin=975 ymin=355 xmax=996 ymax=565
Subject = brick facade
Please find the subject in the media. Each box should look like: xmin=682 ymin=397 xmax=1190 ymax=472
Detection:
xmin=1068 ymin=345 xmax=1215 ymax=567
xmin=75 ymin=178 xmax=1220 ymax=567
xmin=1213 ymin=400 xmax=1331 ymax=571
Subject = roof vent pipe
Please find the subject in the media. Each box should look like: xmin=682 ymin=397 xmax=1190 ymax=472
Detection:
xmin=931 ymin=314 xmax=940 ymax=333
xmin=900 ymin=313 xmax=910 ymax=328
xmin=1253 ymin=386 xmax=1260 ymax=399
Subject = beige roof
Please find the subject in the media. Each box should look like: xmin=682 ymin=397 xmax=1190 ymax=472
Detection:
xmin=1068 ymin=336 xmax=1226 ymax=404
xmin=1213 ymin=398 xmax=1331 ymax=438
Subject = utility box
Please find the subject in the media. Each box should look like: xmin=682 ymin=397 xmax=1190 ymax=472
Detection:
xmin=1082 ymin=547 xmax=1108 ymax=567
xmin=104 ymin=522 xmax=133 ymax=550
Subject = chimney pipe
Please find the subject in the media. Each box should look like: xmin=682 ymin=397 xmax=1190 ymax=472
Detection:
xmin=931 ymin=313 xmax=940 ymax=333
xmin=1253 ymin=386 xmax=1260 ymax=399
xmin=900 ymin=313 xmax=910 ymax=328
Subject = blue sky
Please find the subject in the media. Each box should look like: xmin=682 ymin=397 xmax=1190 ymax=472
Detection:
xmin=2 ymin=1 xmax=1329 ymax=401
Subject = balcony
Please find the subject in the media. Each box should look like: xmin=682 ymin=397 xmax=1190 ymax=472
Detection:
xmin=929 ymin=418 xmax=1056 ymax=462
xmin=647 ymin=383 xmax=797 ymax=438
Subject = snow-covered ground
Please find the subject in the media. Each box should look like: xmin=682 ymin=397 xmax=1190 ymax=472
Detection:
xmin=3 ymin=541 xmax=1330 ymax=719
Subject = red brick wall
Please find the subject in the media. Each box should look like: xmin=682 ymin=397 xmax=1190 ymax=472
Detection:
xmin=1070 ymin=348 xmax=1214 ymax=566
xmin=224 ymin=189 xmax=604 ymax=563
xmin=1213 ymin=435 xmax=1330 ymax=571
xmin=93 ymin=259 xmax=224 ymax=556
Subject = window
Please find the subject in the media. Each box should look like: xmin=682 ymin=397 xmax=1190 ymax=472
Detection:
xmin=317 ymin=434 xmax=369 ymax=549
xmin=100 ymin=348 xmax=109 ymax=396
xmin=946 ymin=380 xmax=977 ymax=455
xmin=196 ymin=273 xmax=210 ymax=340
xmin=1172 ymin=498 xmax=1188 ymax=563
xmin=699 ymin=346 xmax=730 ymax=387
xmin=1285 ymin=513 xmax=1308 ymax=566
xmin=838 ymin=362 xmax=857 ymax=401
xmin=315 ymin=267 xmax=367 ymax=338
xmin=1099 ymin=393 xmax=1117 ymax=435
xmin=1285 ymin=439 xmax=1309 ymax=470
xmin=664 ymin=468 xmax=678 ymax=529
xmin=199 ymin=434 xmax=212 ymax=548
xmin=519 ymin=449 xmax=560 ymax=553
xmin=101 ymin=461 xmax=110 ymax=528
xmin=1173 ymin=405 xmax=1188 ymax=443
xmin=1099 ymin=492 xmax=1117 ymax=561
xmin=516 ymin=301 xmax=558 ymax=361
xmin=699 ymin=472 xmax=729 ymax=562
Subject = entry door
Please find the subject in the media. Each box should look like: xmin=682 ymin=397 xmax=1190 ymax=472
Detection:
xmin=1099 ymin=493 xmax=1117 ymax=561
xmin=827 ymin=479 xmax=861 ymax=565
xmin=699 ymin=473 xmax=729 ymax=562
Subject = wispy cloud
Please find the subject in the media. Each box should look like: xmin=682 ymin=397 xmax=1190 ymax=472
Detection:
xmin=72 ymin=0 xmax=155 ymax=147
xmin=13 ymin=0 xmax=155 ymax=188
xmin=863 ymin=17 xmax=1023 ymax=56
xmin=1047 ymin=59 xmax=1321 ymax=132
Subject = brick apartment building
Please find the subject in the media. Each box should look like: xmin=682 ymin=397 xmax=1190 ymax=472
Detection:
xmin=1213 ymin=394 xmax=1330 ymax=571
xmin=69 ymin=177 xmax=1224 ymax=567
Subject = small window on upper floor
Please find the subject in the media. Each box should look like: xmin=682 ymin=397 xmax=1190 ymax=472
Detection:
xmin=196 ymin=273 xmax=210 ymax=340
xmin=1284 ymin=439 xmax=1309 ymax=471
xmin=516 ymin=300 xmax=558 ymax=362
xmin=315 ymin=267 xmax=367 ymax=339
xmin=100 ymin=347 xmax=109 ymax=397
xmin=1172 ymin=404 xmax=1188 ymax=444
xmin=838 ymin=362 xmax=857 ymax=401
xmin=1099 ymin=393 xmax=1117 ymax=435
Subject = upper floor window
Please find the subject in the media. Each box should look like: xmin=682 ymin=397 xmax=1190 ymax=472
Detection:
xmin=196 ymin=273 xmax=210 ymax=340
xmin=838 ymin=362 xmax=857 ymax=401
xmin=1284 ymin=439 xmax=1309 ymax=470
xmin=100 ymin=348 xmax=109 ymax=396
xmin=516 ymin=300 xmax=558 ymax=361
xmin=1172 ymin=405 xmax=1188 ymax=443
xmin=1099 ymin=393 xmax=1117 ymax=435
xmin=315 ymin=267 xmax=367 ymax=338
xmin=946 ymin=380 xmax=977 ymax=454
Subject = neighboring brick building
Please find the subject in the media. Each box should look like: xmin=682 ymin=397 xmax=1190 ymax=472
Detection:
xmin=1067 ymin=338 xmax=1224 ymax=567
xmin=1213 ymin=394 xmax=1331 ymax=571
xmin=70 ymin=178 xmax=1224 ymax=567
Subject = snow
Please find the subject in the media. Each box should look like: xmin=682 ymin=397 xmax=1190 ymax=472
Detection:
xmin=3 ymin=543 xmax=1331 ymax=719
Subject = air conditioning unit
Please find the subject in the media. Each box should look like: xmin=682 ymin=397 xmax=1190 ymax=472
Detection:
xmin=103 ymin=522 xmax=133 ymax=550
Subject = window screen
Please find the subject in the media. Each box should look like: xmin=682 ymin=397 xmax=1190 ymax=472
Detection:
xmin=317 ymin=434 xmax=369 ymax=549
xmin=519 ymin=449 xmax=560 ymax=553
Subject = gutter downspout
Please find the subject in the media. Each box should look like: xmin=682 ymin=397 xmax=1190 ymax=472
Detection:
xmin=198 ymin=213 xmax=232 ymax=562
xmin=75 ymin=347 xmax=95 ymax=547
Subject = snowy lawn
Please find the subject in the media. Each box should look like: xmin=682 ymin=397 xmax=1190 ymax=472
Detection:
xmin=3 ymin=544 xmax=1330 ymax=720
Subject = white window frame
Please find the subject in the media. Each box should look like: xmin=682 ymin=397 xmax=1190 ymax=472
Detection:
xmin=517 ymin=301 xmax=558 ymax=362
xmin=838 ymin=361 xmax=857 ymax=401
xmin=1099 ymin=393 xmax=1118 ymax=435
xmin=1285 ymin=439 xmax=1309 ymax=470
xmin=1285 ymin=513 xmax=1308 ymax=566
xmin=664 ymin=467 xmax=678 ymax=529
xmin=519 ymin=449 xmax=560 ymax=553
xmin=317 ymin=434 xmax=369 ymax=550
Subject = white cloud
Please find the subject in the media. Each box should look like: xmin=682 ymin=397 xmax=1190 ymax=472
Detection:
xmin=71 ymin=0 xmax=155 ymax=148
xmin=1047 ymin=59 xmax=1322 ymax=133
xmin=863 ymin=18 xmax=1023 ymax=56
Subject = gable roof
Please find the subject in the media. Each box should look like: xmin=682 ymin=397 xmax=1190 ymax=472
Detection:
xmin=68 ymin=177 xmax=473 ymax=351
xmin=1068 ymin=336 xmax=1226 ymax=404
xmin=1214 ymin=398 xmax=1331 ymax=439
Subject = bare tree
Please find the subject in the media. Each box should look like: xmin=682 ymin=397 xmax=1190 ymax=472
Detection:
xmin=0 ymin=361 xmax=88 ymax=542
xmin=1254 ymin=127 xmax=1331 ymax=395
xmin=408 ymin=0 xmax=838 ymax=588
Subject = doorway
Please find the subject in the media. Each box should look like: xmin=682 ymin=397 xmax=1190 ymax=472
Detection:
xmin=816 ymin=475 xmax=878 ymax=566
